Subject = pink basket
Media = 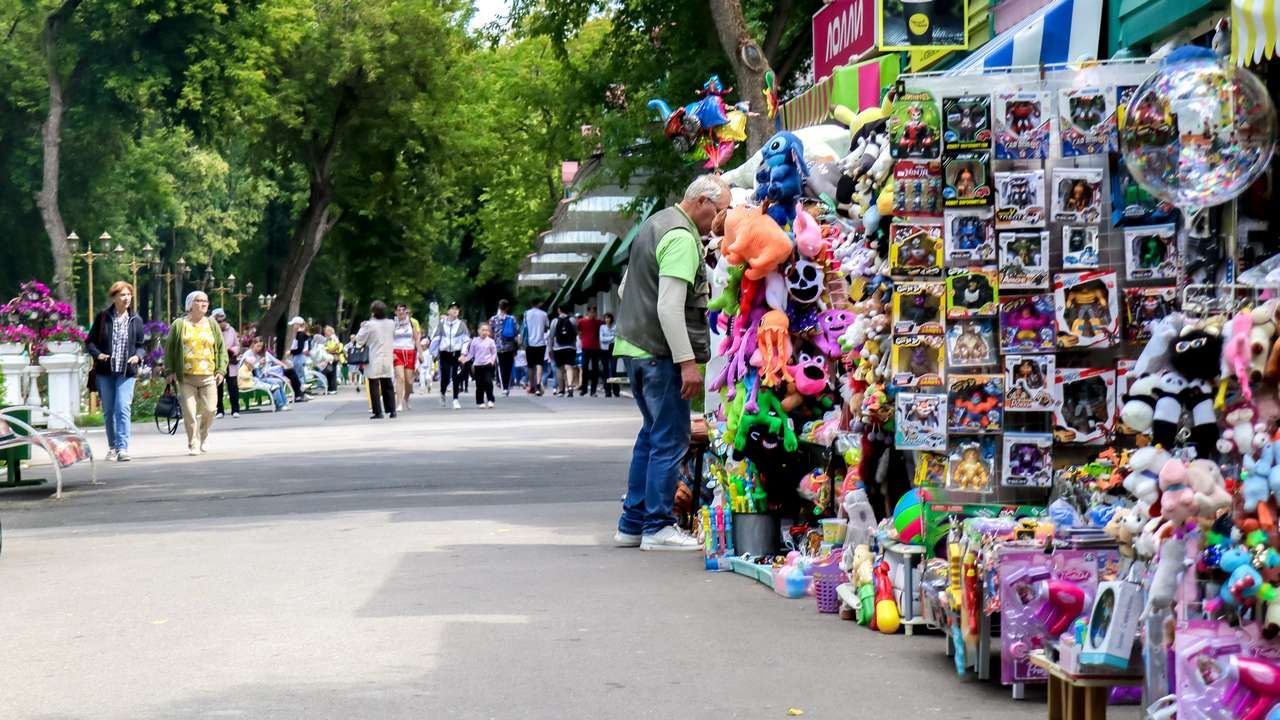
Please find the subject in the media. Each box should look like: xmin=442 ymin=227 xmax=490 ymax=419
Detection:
xmin=813 ymin=563 xmax=847 ymax=613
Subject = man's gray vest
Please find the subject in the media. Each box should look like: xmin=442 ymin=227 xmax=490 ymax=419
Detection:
xmin=615 ymin=206 xmax=710 ymax=363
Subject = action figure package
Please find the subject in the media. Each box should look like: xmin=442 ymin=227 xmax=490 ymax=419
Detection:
xmin=1124 ymin=224 xmax=1179 ymax=281
xmin=1054 ymin=271 xmax=1118 ymax=350
xmin=889 ymin=90 xmax=941 ymax=160
xmin=1059 ymin=87 xmax=1114 ymax=157
xmin=895 ymin=392 xmax=948 ymax=452
xmin=1053 ymin=367 xmax=1116 ymax=445
xmin=948 ymin=374 xmax=1004 ymax=434
xmin=1124 ymin=287 xmax=1176 ymax=342
xmin=999 ymin=294 xmax=1056 ymax=353
xmin=1113 ymin=85 xmax=1138 ymax=152
xmin=914 ymin=451 xmax=948 ymax=487
xmin=892 ymin=334 xmax=946 ymax=390
xmin=1002 ymin=433 xmax=1053 ymax=487
xmin=946 ymin=265 xmax=999 ymax=318
xmin=998 ymin=230 xmax=1050 ymax=290
xmin=947 ymin=317 xmax=998 ymax=368
xmin=893 ymin=160 xmax=944 ymax=217
xmin=1005 ymin=355 xmax=1056 ymax=412
xmin=1115 ymin=359 xmax=1136 ymax=434
xmin=889 ymin=222 xmax=944 ymax=278
xmin=1052 ymin=168 xmax=1105 ymax=224
xmin=1109 ymin=155 xmax=1176 ymax=227
xmin=994 ymin=91 xmax=1050 ymax=160
xmin=946 ymin=437 xmax=998 ymax=493
xmin=943 ymin=152 xmax=993 ymax=207
xmin=945 ymin=209 xmax=996 ymax=263
xmin=893 ymin=281 xmax=946 ymax=335
xmin=942 ymin=95 xmax=992 ymax=152
xmin=994 ymin=170 xmax=1045 ymax=228
xmin=1062 ymin=225 xmax=1101 ymax=268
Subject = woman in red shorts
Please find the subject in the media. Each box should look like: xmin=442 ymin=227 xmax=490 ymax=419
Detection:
xmin=392 ymin=303 xmax=421 ymax=411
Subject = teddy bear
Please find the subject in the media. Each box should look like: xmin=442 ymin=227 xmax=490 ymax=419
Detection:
xmin=723 ymin=205 xmax=796 ymax=281
xmin=1121 ymin=325 xmax=1222 ymax=457
xmin=1250 ymin=299 xmax=1279 ymax=382
xmin=1124 ymin=445 xmax=1167 ymax=510
xmin=1157 ymin=459 xmax=1198 ymax=525
xmin=1103 ymin=507 xmax=1136 ymax=557
xmin=1187 ymin=459 xmax=1231 ymax=523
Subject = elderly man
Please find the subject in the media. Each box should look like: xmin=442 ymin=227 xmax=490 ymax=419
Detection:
xmin=612 ymin=174 xmax=729 ymax=551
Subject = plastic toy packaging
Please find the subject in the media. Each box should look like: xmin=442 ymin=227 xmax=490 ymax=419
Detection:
xmin=947 ymin=318 xmax=998 ymax=368
xmin=1110 ymin=154 xmax=1176 ymax=227
xmin=993 ymin=91 xmax=1049 ymax=160
xmin=999 ymin=294 xmax=1056 ymax=353
xmin=1052 ymin=168 xmax=1104 ymax=224
xmin=942 ymin=95 xmax=992 ymax=151
xmin=946 ymin=436 xmax=997 ymax=491
xmin=1174 ymin=621 xmax=1253 ymax=720
xmin=895 ymin=392 xmax=948 ymax=452
xmin=1053 ymin=367 xmax=1115 ymax=445
xmin=1054 ymin=271 xmax=1118 ymax=349
xmin=1123 ymin=287 xmax=1176 ymax=342
xmin=1115 ymin=359 xmax=1136 ymax=434
xmin=893 ymin=160 xmax=943 ymax=217
xmin=944 ymin=209 xmax=996 ymax=263
xmin=891 ymin=334 xmax=945 ymax=390
xmin=994 ymin=169 xmax=1045 ymax=228
xmin=1002 ymin=433 xmax=1053 ymax=487
xmin=1062 ymin=225 xmax=1100 ymax=268
xmin=948 ymin=373 xmax=1003 ymax=433
xmin=893 ymin=281 xmax=946 ymax=335
xmin=942 ymin=152 xmax=992 ymax=207
xmin=889 ymin=90 xmax=941 ymax=159
xmin=889 ymin=222 xmax=944 ymax=277
xmin=998 ymin=230 xmax=1050 ymax=289
xmin=1004 ymin=354 xmax=1057 ymax=412
xmin=1059 ymin=87 xmax=1115 ymax=157
xmin=946 ymin=266 xmax=999 ymax=318
xmin=1124 ymin=224 xmax=1179 ymax=281
xmin=998 ymin=547 xmax=1108 ymax=684
xmin=1113 ymin=85 xmax=1139 ymax=151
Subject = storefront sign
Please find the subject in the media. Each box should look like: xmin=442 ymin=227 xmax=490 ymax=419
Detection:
xmin=878 ymin=0 xmax=970 ymax=52
xmin=813 ymin=0 xmax=875 ymax=82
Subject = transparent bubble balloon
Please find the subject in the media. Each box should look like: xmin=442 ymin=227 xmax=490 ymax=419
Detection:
xmin=1120 ymin=54 xmax=1276 ymax=210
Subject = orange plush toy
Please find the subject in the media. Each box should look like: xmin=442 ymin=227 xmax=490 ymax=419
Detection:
xmin=725 ymin=205 xmax=795 ymax=281
xmin=752 ymin=310 xmax=795 ymax=388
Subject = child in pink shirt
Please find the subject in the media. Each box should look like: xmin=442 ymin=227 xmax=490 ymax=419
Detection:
xmin=463 ymin=324 xmax=498 ymax=408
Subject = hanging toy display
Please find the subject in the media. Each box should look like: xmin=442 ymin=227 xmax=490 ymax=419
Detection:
xmin=647 ymin=74 xmax=750 ymax=170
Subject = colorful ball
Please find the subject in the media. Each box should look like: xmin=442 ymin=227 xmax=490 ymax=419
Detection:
xmin=893 ymin=488 xmax=925 ymax=544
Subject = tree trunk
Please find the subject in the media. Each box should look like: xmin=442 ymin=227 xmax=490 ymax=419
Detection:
xmin=257 ymin=178 xmax=341 ymax=355
xmin=708 ymin=0 xmax=775 ymax=156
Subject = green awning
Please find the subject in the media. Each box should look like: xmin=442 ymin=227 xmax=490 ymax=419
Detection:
xmin=581 ymin=233 xmax=624 ymax=296
xmin=609 ymin=199 xmax=658 ymax=268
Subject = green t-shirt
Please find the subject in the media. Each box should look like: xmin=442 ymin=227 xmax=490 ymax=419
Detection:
xmin=614 ymin=223 xmax=700 ymax=359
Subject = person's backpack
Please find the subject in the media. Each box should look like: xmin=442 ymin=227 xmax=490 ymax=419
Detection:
xmin=553 ymin=316 xmax=577 ymax=347
xmin=501 ymin=315 xmax=517 ymax=340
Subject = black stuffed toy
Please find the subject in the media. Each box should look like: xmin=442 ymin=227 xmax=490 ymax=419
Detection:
xmin=1149 ymin=329 xmax=1222 ymax=457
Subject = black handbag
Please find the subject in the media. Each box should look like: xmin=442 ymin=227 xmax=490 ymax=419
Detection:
xmin=153 ymin=382 xmax=183 ymax=435
xmin=347 ymin=344 xmax=369 ymax=364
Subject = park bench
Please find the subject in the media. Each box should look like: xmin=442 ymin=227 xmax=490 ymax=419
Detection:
xmin=0 ymin=405 xmax=99 ymax=499
xmin=239 ymin=386 xmax=275 ymax=411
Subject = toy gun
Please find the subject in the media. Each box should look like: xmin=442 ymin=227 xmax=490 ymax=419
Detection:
xmin=872 ymin=560 xmax=901 ymax=634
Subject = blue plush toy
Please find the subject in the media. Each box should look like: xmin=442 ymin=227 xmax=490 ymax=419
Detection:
xmin=754 ymin=132 xmax=808 ymax=228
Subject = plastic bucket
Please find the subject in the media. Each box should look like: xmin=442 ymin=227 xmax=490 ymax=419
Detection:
xmin=732 ymin=513 xmax=779 ymax=557
xmin=820 ymin=518 xmax=849 ymax=547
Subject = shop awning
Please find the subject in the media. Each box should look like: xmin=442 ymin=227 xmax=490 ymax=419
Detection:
xmin=1233 ymin=0 xmax=1280 ymax=66
xmin=580 ymin=233 xmax=625 ymax=295
xmin=947 ymin=0 xmax=1103 ymax=73
xmin=782 ymin=74 xmax=835 ymax=131
xmin=782 ymin=55 xmax=900 ymax=131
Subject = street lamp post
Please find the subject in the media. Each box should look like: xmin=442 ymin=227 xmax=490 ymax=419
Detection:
xmin=115 ymin=242 xmax=154 ymax=301
xmin=234 ymin=281 xmax=253 ymax=328
xmin=71 ymin=231 xmax=112 ymax=319
xmin=211 ymin=273 xmax=235 ymax=309
xmin=153 ymin=257 xmax=188 ymax=322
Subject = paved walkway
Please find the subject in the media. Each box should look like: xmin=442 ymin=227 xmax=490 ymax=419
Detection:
xmin=2 ymin=390 xmax=1056 ymax=719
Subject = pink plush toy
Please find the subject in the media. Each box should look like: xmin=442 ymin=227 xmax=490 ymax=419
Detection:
xmin=1225 ymin=309 xmax=1254 ymax=403
xmin=710 ymin=307 xmax=764 ymax=394
xmin=1158 ymin=459 xmax=1198 ymax=525
xmin=794 ymin=205 xmax=826 ymax=260
xmin=787 ymin=351 xmax=829 ymax=395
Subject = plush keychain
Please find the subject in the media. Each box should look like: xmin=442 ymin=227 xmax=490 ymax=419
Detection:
xmin=752 ymin=310 xmax=795 ymax=387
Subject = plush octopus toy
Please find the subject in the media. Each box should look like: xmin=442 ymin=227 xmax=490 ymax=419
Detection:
xmin=753 ymin=310 xmax=794 ymax=388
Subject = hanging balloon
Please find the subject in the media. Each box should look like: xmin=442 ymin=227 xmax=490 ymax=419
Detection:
xmin=1120 ymin=50 xmax=1276 ymax=210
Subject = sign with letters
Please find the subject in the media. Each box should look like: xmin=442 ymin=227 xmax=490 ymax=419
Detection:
xmin=813 ymin=0 xmax=875 ymax=82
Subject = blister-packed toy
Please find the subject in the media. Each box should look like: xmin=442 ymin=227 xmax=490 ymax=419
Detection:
xmin=998 ymin=230 xmax=1050 ymax=290
xmin=1004 ymin=354 xmax=1056 ymax=412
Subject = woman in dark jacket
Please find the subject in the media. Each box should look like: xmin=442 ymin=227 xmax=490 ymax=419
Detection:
xmin=85 ymin=281 xmax=146 ymax=462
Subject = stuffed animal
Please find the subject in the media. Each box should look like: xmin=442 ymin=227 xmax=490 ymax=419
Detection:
xmin=708 ymin=262 xmax=745 ymax=316
xmin=1124 ymin=445 xmax=1167 ymax=508
xmin=1187 ymin=459 xmax=1231 ymax=522
xmin=752 ymin=310 xmax=794 ymax=388
xmin=1103 ymin=507 xmax=1136 ymax=557
xmin=1123 ymin=326 xmax=1222 ymax=457
xmin=787 ymin=350 xmax=829 ymax=396
xmin=794 ymin=206 xmax=826 ymax=259
xmin=734 ymin=388 xmax=798 ymax=455
xmin=1250 ymin=299 xmax=1279 ymax=382
xmin=753 ymin=132 xmax=808 ymax=228
xmin=1243 ymin=441 xmax=1280 ymax=517
xmin=709 ymin=306 xmax=764 ymax=393
xmin=763 ymin=271 xmax=788 ymax=311
xmin=1158 ymin=459 xmax=1198 ymax=525
xmin=724 ymin=206 xmax=795 ymax=281
xmin=814 ymin=309 xmax=853 ymax=358
xmin=1147 ymin=534 xmax=1187 ymax=610
xmin=1223 ymin=309 xmax=1255 ymax=404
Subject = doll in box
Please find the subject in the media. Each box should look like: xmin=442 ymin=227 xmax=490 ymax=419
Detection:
xmin=1062 ymin=226 xmax=1100 ymax=268
xmin=999 ymin=294 xmax=1056 ymax=353
xmin=890 ymin=223 xmax=944 ymax=277
xmin=1054 ymin=369 xmax=1115 ymax=444
xmin=892 ymin=334 xmax=945 ymax=390
xmin=1003 ymin=433 xmax=1053 ymax=487
xmin=948 ymin=318 xmax=997 ymax=367
xmin=1052 ymin=168 xmax=1104 ymax=224
xmin=1055 ymin=272 xmax=1117 ymax=349
xmin=947 ymin=267 xmax=999 ymax=318
xmin=994 ymin=170 xmax=1045 ymax=228
xmin=1124 ymin=224 xmax=1179 ymax=281
xmin=1124 ymin=288 xmax=1176 ymax=342
xmin=893 ymin=281 xmax=945 ymax=335
xmin=943 ymin=95 xmax=992 ymax=149
xmin=945 ymin=210 xmax=995 ymax=263
xmin=998 ymin=231 xmax=1049 ymax=289
xmin=895 ymin=392 xmax=947 ymax=452
xmin=948 ymin=374 xmax=1004 ymax=433
xmin=947 ymin=438 xmax=997 ymax=492
xmin=1004 ymin=355 xmax=1056 ymax=412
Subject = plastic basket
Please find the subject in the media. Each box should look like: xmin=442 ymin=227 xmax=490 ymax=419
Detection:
xmin=813 ymin=563 xmax=848 ymax=613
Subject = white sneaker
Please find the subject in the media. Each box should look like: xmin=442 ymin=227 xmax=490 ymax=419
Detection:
xmin=199 ymin=442 xmax=209 ymax=454
xmin=452 ymin=399 xmax=461 ymax=410
xmin=187 ymin=447 xmax=200 ymax=456
xmin=613 ymin=531 xmax=641 ymax=548
xmin=105 ymin=449 xmax=118 ymax=462
xmin=116 ymin=451 xmax=131 ymax=462
xmin=640 ymin=525 xmax=701 ymax=552
xmin=486 ymin=401 xmax=494 ymax=409
xmin=232 ymin=412 xmax=240 ymax=418
xmin=440 ymin=396 xmax=447 ymax=408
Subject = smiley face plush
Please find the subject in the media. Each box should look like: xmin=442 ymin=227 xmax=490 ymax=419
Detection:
xmin=788 ymin=350 xmax=829 ymax=396
xmin=814 ymin=309 xmax=853 ymax=357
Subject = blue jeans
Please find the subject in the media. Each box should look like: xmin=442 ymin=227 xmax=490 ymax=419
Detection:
xmin=619 ymin=358 xmax=690 ymax=535
xmin=96 ymin=374 xmax=136 ymax=451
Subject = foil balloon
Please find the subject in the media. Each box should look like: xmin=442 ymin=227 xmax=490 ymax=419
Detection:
xmin=1121 ymin=49 xmax=1277 ymax=210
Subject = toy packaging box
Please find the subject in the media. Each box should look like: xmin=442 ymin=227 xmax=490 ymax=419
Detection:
xmin=947 ymin=317 xmax=998 ymax=368
xmin=943 ymin=152 xmax=993 ymax=208
xmin=895 ymin=392 xmax=948 ymax=452
xmin=1059 ymin=87 xmax=1115 ymax=157
xmin=1115 ymin=359 xmax=1136 ymax=434
xmin=1004 ymin=354 xmax=1057 ymax=412
xmin=994 ymin=91 xmax=1050 ymax=160
xmin=1113 ymin=85 xmax=1138 ymax=151
xmin=1124 ymin=287 xmax=1176 ymax=342
xmin=998 ymin=230 xmax=1050 ymax=289
xmin=948 ymin=373 xmax=1004 ymax=434
xmin=1081 ymin=580 xmax=1144 ymax=668
xmin=1002 ymin=432 xmax=1053 ymax=487
xmin=1054 ymin=271 xmax=1118 ymax=349
xmin=914 ymin=451 xmax=948 ymax=487
xmin=1054 ymin=366 xmax=1116 ymax=445
xmin=1062 ymin=225 xmax=1100 ymax=268
xmin=890 ymin=90 xmax=941 ymax=160
xmin=892 ymin=334 xmax=946 ymax=390
xmin=942 ymin=95 xmax=992 ymax=152
xmin=893 ymin=160 xmax=944 ymax=217
xmin=999 ymin=294 xmax=1057 ymax=353
xmin=1052 ymin=167 xmax=1105 ymax=224
xmin=1124 ymin=224 xmax=1179 ymax=281
xmin=893 ymin=281 xmax=946 ymax=335
xmin=890 ymin=222 xmax=944 ymax=278
xmin=946 ymin=266 xmax=999 ymax=318
xmin=1109 ymin=155 xmax=1176 ymax=227
xmin=945 ymin=436 xmax=998 ymax=492
xmin=944 ymin=209 xmax=996 ymax=263
xmin=994 ymin=169 xmax=1045 ymax=228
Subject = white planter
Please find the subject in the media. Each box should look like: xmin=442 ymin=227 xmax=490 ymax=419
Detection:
xmin=46 ymin=340 xmax=81 ymax=355
xmin=0 ymin=342 xmax=24 ymax=355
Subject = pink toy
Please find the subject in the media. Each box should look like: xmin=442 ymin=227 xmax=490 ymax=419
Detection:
xmin=1226 ymin=310 xmax=1255 ymax=403
xmin=1033 ymin=580 xmax=1086 ymax=636
xmin=710 ymin=307 xmax=764 ymax=394
xmin=788 ymin=351 xmax=829 ymax=395
xmin=1224 ymin=656 xmax=1280 ymax=720
xmin=794 ymin=204 xmax=826 ymax=259
xmin=1159 ymin=458 xmax=1198 ymax=525
xmin=814 ymin=309 xmax=853 ymax=358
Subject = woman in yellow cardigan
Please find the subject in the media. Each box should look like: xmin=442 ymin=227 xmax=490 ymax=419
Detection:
xmin=164 ymin=291 xmax=227 ymax=456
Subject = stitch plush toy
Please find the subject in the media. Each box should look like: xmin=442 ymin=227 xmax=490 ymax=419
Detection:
xmin=725 ymin=206 xmax=796 ymax=281
xmin=752 ymin=310 xmax=795 ymax=388
xmin=754 ymin=132 xmax=809 ymax=228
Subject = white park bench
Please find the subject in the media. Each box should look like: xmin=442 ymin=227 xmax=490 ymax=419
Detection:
xmin=0 ymin=405 xmax=99 ymax=499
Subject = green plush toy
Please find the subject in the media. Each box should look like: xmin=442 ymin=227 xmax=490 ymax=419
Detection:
xmin=734 ymin=388 xmax=798 ymax=454
xmin=708 ymin=263 xmax=745 ymax=316
xmin=724 ymin=379 xmax=747 ymax=449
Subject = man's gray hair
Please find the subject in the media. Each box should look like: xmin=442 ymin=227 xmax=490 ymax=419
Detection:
xmin=683 ymin=174 xmax=728 ymax=203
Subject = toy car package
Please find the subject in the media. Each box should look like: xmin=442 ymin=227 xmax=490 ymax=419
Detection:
xmin=942 ymin=95 xmax=993 ymax=152
xmin=893 ymin=281 xmax=946 ymax=335
xmin=999 ymin=294 xmax=1057 ymax=353
xmin=946 ymin=265 xmax=999 ymax=318
xmin=1062 ymin=225 xmax=1101 ymax=268
xmin=889 ymin=90 xmax=941 ymax=160
xmin=1053 ymin=366 xmax=1115 ymax=445
xmin=892 ymin=334 xmax=946 ymax=390
xmin=1059 ymin=87 xmax=1115 ymax=157
xmin=1052 ymin=167 xmax=1104 ymax=224
xmin=948 ymin=373 xmax=1004 ymax=434
xmin=1002 ymin=433 xmax=1053 ymax=487
xmin=994 ymin=91 xmax=1050 ymax=160
xmin=893 ymin=160 xmax=944 ymax=217
xmin=944 ymin=209 xmax=996 ymax=263
xmin=994 ymin=170 xmax=1045 ymax=228
xmin=947 ymin=317 xmax=998 ymax=368
xmin=1054 ymin=271 xmax=1118 ymax=350
xmin=946 ymin=436 xmax=998 ymax=493
xmin=1004 ymin=354 xmax=1057 ymax=412
xmin=895 ymin=392 xmax=948 ymax=452
xmin=889 ymin=222 xmax=944 ymax=278
xmin=998 ymin=230 xmax=1050 ymax=290
xmin=1124 ymin=287 xmax=1177 ymax=342
xmin=943 ymin=152 xmax=993 ymax=208
xmin=1124 ymin=224 xmax=1179 ymax=281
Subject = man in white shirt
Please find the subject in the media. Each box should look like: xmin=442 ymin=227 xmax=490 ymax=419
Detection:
xmin=522 ymin=299 xmax=550 ymax=396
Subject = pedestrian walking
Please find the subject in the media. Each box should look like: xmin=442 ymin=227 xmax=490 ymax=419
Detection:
xmin=513 ymin=347 xmax=528 ymax=389
xmin=577 ymin=305 xmax=604 ymax=397
xmin=600 ymin=312 xmax=618 ymax=397
xmin=321 ymin=326 xmax=343 ymax=394
xmin=165 ymin=290 xmax=228 ymax=456
xmin=213 ymin=308 xmax=241 ymax=419
xmin=613 ymin=175 xmax=726 ymax=550
xmin=355 ymin=300 xmax=397 ymax=419
xmin=488 ymin=299 xmax=520 ymax=396
xmin=430 ymin=301 xmax=470 ymax=410
xmin=522 ymin=299 xmax=549 ymax=396
xmin=286 ymin=316 xmax=310 ymax=402
xmin=86 ymin=281 xmax=146 ymax=462
xmin=392 ymin=303 xmax=421 ymax=411
xmin=549 ymin=305 xmax=578 ymax=397
xmin=464 ymin=323 xmax=498 ymax=408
